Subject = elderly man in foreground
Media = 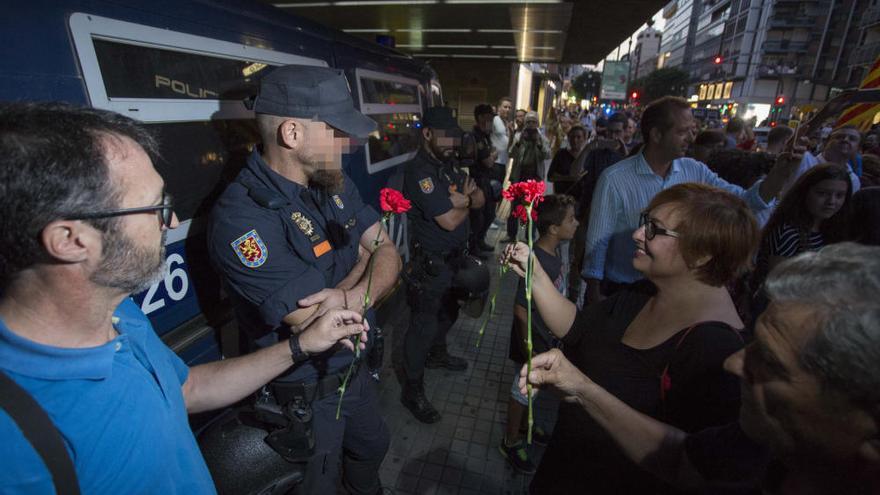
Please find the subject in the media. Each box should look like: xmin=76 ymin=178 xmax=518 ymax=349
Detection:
xmin=523 ymin=242 xmax=880 ymax=495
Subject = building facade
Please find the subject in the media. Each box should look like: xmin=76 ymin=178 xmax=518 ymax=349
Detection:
xmin=660 ymin=0 xmax=880 ymax=125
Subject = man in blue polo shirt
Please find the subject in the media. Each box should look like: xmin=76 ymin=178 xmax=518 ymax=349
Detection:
xmin=207 ymin=65 xmax=400 ymax=494
xmin=0 ymin=102 xmax=369 ymax=494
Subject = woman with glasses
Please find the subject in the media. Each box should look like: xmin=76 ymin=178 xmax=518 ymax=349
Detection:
xmin=504 ymin=183 xmax=759 ymax=494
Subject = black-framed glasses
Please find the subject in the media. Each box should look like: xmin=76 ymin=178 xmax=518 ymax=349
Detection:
xmin=67 ymin=192 xmax=175 ymax=227
xmin=639 ymin=212 xmax=681 ymax=240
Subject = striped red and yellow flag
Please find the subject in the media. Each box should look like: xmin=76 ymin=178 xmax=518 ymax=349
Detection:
xmin=836 ymin=55 xmax=880 ymax=131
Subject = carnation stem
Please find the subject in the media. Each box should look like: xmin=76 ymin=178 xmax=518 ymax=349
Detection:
xmin=525 ymin=199 xmax=535 ymax=444
xmin=476 ymin=264 xmax=509 ymax=348
xmin=336 ymin=214 xmax=388 ymax=420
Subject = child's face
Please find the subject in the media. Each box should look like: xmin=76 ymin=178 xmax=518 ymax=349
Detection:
xmin=805 ymin=179 xmax=848 ymax=222
xmin=556 ymin=206 xmax=579 ymax=241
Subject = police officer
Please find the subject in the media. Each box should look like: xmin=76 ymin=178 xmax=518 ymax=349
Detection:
xmin=207 ymin=66 xmax=400 ymax=495
xmin=461 ymin=103 xmax=500 ymax=257
xmin=401 ymin=107 xmax=486 ymax=423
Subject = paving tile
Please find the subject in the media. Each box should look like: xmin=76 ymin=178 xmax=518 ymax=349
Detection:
xmin=396 ymin=473 xmax=419 ymax=492
xmin=401 ymin=460 xmax=424 ymax=476
xmin=417 ymin=478 xmax=438 ymax=495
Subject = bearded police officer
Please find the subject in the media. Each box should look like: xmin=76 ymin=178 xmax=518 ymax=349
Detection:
xmin=207 ymin=66 xmax=400 ymax=494
xmin=401 ymin=107 xmax=486 ymax=423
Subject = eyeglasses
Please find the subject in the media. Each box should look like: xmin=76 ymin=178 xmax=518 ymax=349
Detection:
xmin=639 ymin=212 xmax=681 ymax=240
xmin=67 ymin=192 xmax=175 ymax=228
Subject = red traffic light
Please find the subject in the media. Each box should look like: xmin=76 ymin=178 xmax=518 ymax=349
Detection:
xmin=770 ymin=121 xmax=777 ymax=127
xmin=631 ymin=91 xmax=639 ymax=99
xmin=713 ymin=55 xmax=723 ymax=65
xmin=775 ymin=95 xmax=785 ymax=105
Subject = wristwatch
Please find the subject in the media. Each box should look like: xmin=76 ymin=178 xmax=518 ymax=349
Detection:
xmin=288 ymin=334 xmax=309 ymax=363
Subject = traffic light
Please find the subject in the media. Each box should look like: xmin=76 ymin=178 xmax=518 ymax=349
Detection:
xmin=713 ymin=55 xmax=723 ymax=65
xmin=775 ymin=95 xmax=785 ymax=105
xmin=631 ymin=91 xmax=639 ymax=100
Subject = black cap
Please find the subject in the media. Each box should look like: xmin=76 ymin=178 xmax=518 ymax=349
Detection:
xmin=253 ymin=65 xmax=376 ymax=138
xmin=596 ymin=117 xmax=609 ymax=127
xmin=474 ymin=104 xmax=494 ymax=118
xmin=421 ymin=107 xmax=462 ymax=133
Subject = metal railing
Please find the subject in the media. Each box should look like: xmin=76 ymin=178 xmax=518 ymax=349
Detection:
xmin=763 ymin=40 xmax=809 ymax=53
xmin=768 ymin=18 xmax=816 ymax=29
xmin=756 ymin=64 xmax=803 ymax=78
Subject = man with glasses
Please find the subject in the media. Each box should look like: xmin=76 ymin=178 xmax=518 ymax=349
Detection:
xmin=207 ymin=65 xmax=400 ymax=495
xmin=0 ymin=102 xmax=368 ymax=494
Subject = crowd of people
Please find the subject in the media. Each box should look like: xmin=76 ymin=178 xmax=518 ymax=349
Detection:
xmin=2 ymin=64 xmax=880 ymax=495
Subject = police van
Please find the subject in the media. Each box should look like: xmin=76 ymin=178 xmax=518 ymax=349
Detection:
xmin=2 ymin=0 xmax=437 ymax=365
xmin=2 ymin=1 xmax=438 ymax=490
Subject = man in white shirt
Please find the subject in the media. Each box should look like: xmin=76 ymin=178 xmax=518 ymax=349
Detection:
xmin=492 ymin=97 xmax=514 ymax=175
xmin=792 ymin=126 xmax=862 ymax=192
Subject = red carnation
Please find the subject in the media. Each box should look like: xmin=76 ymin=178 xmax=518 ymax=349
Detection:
xmin=503 ymin=180 xmax=546 ymax=205
xmin=379 ymin=188 xmax=411 ymax=214
xmin=511 ymin=204 xmax=538 ymax=224
xmin=519 ymin=179 xmax=546 ymax=204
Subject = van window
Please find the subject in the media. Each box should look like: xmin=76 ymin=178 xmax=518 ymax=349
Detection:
xmin=94 ymin=40 xmax=270 ymax=100
xmin=355 ymin=68 xmax=422 ymax=173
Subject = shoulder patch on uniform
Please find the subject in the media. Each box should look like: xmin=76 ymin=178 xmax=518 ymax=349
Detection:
xmin=231 ymin=229 xmax=268 ymax=268
xmin=419 ymin=177 xmax=435 ymax=194
xmin=332 ymin=195 xmax=344 ymax=209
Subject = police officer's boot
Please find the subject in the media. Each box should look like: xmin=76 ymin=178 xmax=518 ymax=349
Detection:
xmin=400 ymin=380 xmax=441 ymax=424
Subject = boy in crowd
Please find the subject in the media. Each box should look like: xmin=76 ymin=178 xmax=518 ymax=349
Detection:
xmin=499 ymin=195 xmax=579 ymax=473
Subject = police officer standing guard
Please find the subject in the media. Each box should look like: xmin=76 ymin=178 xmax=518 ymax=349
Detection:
xmin=461 ymin=103 xmax=500 ymax=257
xmin=207 ymin=66 xmax=400 ymax=494
xmin=402 ymin=107 xmax=486 ymax=423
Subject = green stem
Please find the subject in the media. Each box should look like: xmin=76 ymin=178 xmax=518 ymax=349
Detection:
xmin=525 ymin=199 xmax=535 ymax=444
xmin=475 ymin=264 xmax=508 ymax=348
xmin=336 ymin=214 xmax=389 ymax=420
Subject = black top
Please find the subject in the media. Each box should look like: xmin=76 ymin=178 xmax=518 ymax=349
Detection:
xmin=530 ymin=284 xmax=744 ymax=494
xmin=547 ymin=148 xmax=579 ymax=197
xmin=509 ymin=246 xmax=563 ymax=364
xmin=404 ymin=147 xmax=469 ymax=252
xmin=207 ymin=150 xmax=379 ymax=382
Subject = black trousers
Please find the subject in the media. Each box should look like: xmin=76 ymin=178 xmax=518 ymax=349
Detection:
xmin=300 ymin=367 xmax=389 ymax=494
xmin=403 ymin=258 xmax=460 ymax=383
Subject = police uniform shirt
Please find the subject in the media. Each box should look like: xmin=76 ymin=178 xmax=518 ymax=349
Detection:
xmin=207 ymin=150 xmax=379 ymax=382
xmin=404 ymin=147 xmax=468 ymax=253
xmin=461 ymin=126 xmax=494 ymax=179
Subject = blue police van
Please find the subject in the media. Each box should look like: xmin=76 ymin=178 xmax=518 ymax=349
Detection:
xmin=2 ymin=1 xmax=438 ymax=491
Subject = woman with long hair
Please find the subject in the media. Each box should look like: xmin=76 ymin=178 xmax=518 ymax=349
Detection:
xmin=755 ymin=163 xmax=853 ymax=283
xmin=505 ymin=183 xmax=758 ymax=494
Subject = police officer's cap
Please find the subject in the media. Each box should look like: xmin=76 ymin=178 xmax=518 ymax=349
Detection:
xmin=422 ymin=107 xmax=462 ymax=135
xmin=253 ymin=65 xmax=377 ymax=138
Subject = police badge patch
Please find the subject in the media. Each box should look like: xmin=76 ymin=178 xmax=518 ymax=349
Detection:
xmin=332 ymin=195 xmax=344 ymax=209
xmin=419 ymin=177 xmax=434 ymax=194
xmin=291 ymin=212 xmax=315 ymax=236
xmin=231 ymin=229 xmax=268 ymax=268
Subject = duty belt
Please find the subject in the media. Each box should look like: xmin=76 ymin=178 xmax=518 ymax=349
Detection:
xmin=414 ymin=244 xmax=469 ymax=263
xmin=272 ymin=361 xmax=359 ymax=405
